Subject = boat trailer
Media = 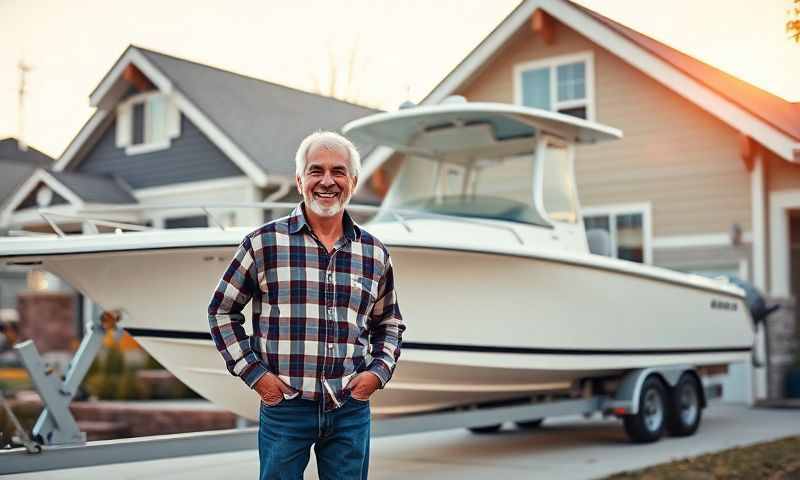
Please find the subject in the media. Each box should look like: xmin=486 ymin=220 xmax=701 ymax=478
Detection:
xmin=0 ymin=309 xmax=726 ymax=475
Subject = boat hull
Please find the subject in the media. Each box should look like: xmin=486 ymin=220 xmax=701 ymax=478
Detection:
xmin=27 ymin=240 xmax=753 ymax=420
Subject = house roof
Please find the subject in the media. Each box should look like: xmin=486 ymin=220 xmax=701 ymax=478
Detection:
xmin=137 ymin=47 xmax=380 ymax=179
xmin=48 ymin=171 xmax=137 ymax=204
xmin=0 ymin=138 xmax=54 ymax=167
xmin=0 ymin=138 xmax=54 ymax=207
xmin=58 ymin=46 xmax=380 ymax=184
xmin=412 ymin=0 xmax=800 ymax=163
xmin=568 ymin=1 xmax=800 ymax=142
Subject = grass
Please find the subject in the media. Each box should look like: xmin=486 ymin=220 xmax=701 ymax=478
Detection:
xmin=606 ymin=435 xmax=800 ymax=480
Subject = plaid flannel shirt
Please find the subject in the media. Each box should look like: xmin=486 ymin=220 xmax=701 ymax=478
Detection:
xmin=208 ymin=203 xmax=404 ymax=410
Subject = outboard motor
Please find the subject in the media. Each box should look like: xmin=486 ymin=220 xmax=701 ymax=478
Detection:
xmin=722 ymin=275 xmax=780 ymax=368
xmin=721 ymin=275 xmax=781 ymax=327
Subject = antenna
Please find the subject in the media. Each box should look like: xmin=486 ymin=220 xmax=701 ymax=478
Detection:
xmin=17 ymin=60 xmax=32 ymax=152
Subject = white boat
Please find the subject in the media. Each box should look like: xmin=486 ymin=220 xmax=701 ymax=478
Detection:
xmin=0 ymin=102 xmax=754 ymax=420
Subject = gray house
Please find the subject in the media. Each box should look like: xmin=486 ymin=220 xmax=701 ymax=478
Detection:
xmin=0 ymin=138 xmax=54 ymax=309
xmin=1 ymin=45 xmax=380 ymax=234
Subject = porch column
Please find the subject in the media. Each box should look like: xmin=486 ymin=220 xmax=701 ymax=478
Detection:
xmin=750 ymin=151 xmax=767 ymax=401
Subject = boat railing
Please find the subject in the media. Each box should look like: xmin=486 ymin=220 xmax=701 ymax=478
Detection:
xmin=20 ymin=201 xmax=523 ymax=244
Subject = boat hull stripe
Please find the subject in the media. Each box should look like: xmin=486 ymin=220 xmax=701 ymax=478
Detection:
xmin=125 ymin=328 xmax=751 ymax=355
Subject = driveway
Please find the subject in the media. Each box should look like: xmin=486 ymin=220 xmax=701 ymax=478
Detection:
xmin=8 ymin=402 xmax=800 ymax=480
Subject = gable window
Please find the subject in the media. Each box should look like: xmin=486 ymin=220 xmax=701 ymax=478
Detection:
xmin=582 ymin=204 xmax=652 ymax=264
xmin=116 ymin=91 xmax=180 ymax=155
xmin=514 ymin=52 xmax=595 ymax=120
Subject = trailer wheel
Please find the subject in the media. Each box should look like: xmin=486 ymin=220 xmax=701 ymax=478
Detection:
xmin=623 ymin=375 xmax=667 ymax=443
xmin=666 ymin=373 xmax=702 ymax=437
xmin=515 ymin=419 xmax=544 ymax=429
xmin=468 ymin=424 xmax=502 ymax=434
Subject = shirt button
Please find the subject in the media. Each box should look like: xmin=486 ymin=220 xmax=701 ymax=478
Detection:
xmin=328 ymin=344 xmax=334 ymax=350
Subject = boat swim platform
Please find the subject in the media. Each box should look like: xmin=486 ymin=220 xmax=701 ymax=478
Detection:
xmin=4 ymin=403 xmax=800 ymax=480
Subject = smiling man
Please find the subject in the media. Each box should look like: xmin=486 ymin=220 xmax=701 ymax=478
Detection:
xmin=208 ymin=130 xmax=404 ymax=480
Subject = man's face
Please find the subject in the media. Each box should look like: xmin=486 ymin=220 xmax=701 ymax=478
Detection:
xmin=296 ymin=144 xmax=357 ymax=218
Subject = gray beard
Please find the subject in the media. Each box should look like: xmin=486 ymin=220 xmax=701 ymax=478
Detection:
xmin=305 ymin=191 xmax=351 ymax=217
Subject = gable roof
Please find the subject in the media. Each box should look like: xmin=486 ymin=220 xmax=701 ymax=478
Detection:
xmin=138 ymin=48 xmax=379 ymax=178
xmin=0 ymin=138 xmax=54 ymax=207
xmin=417 ymin=0 xmax=800 ymax=162
xmin=48 ymin=171 xmax=137 ymax=204
xmin=55 ymin=46 xmax=379 ymax=183
xmin=0 ymin=168 xmax=139 ymax=227
xmin=0 ymin=138 xmax=54 ymax=167
xmin=568 ymin=1 xmax=800 ymax=142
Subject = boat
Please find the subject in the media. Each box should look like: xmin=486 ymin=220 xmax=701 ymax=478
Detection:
xmin=0 ymin=101 xmax=754 ymax=420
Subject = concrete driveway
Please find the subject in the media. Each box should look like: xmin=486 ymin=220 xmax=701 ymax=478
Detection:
xmin=8 ymin=402 xmax=800 ymax=480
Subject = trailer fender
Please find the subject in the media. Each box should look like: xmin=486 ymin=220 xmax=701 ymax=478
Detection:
xmin=606 ymin=365 xmax=692 ymax=415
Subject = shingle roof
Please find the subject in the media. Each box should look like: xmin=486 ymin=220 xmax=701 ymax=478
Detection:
xmin=49 ymin=171 xmax=137 ymax=204
xmin=136 ymin=47 xmax=380 ymax=178
xmin=0 ymin=138 xmax=53 ymax=167
xmin=568 ymin=1 xmax=800 ymax=141
xmin=0 ymin=138 xmax=54 ymax=206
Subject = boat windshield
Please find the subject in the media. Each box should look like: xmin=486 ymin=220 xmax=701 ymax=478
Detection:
xmin=377 ymin=153 xmax=550 ymax=227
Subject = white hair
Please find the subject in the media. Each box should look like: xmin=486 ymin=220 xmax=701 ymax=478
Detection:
xmin=294 ymin=131 xmax=360 ymax=178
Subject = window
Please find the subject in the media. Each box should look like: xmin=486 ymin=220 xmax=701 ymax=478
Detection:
xmin=582 ymin=204 xmax=652 ymax=264
xmin=540 ymin=140 xmax=578 ymax=223
xmin=164 ymin=215 xmax=209 ymax=229
xmin=116 ymin=92 xmax=180 ymax=154
xmin=514 ymin=52 xmax=594 ymax=120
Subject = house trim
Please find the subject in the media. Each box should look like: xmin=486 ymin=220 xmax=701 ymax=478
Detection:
xmin=769 ymin=189 xmax=800 ymax=297
xmin=512 ymin=51 xmax=596 ymax=121
xmin=134 ymin=176 xmax=252 ymax=199
xmin=751 ymin=153 xmax=767 ymax=290
xmin=652 ymin=232 xmax=753 ymax=249
xmin=422 ymin=0 xmax=799 ymax=162
xmin=581 ymin=202 xmax=652 ymax=264
xmin=54 ymin=47 xmax=269 ymax=188
xmin=0 ymin=169 xmax=85 ymax=225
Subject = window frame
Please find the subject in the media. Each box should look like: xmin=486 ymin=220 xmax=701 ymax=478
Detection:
xmin=116 ymin=91 xmax=178 ymax=155
xmin=513 ymin=51 xmax=596 ymax=121
xmin=581 ymin=202 xmax=653 ymax=264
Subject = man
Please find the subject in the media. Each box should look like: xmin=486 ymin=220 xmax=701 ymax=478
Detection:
xmin=208 ymin=131 xmax=404 ymax=480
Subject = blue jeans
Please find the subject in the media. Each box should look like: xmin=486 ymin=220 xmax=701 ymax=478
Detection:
xmin=258 ymin=396 xmax=371 ymax=480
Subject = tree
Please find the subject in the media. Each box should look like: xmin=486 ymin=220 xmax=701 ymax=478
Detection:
xmin=789 ymin=0 xmax=800 ymax=42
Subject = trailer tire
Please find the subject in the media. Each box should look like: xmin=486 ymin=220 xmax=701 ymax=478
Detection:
xmin=468 ymin=424 xmax=502 ymax=434
xmin=666 ymin=372 xmax=702 ymax=437
xmin=515 ymin=419 xmax=544 ymax=429
xmin=623 ymin=375 xmax=667 ymax=443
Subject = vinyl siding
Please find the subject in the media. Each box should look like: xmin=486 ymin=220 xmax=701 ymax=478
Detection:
xmin=458 ymin=20 xmax=751 ymax=237
xmin=71 ymin=114 xmax=245 ymax=189
xmin=766 ymin=148 xmax=800 ymax=192
xmin=654 ymin=243 xmax=751 ymax=275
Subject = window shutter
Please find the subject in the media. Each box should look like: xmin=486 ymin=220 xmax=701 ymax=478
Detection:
xmin=166 ymin=97 xmax=181 ymax=139
xmin=116 ymin=102 xmax=132 ymax=148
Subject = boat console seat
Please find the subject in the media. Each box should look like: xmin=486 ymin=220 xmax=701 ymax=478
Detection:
xmin=586 ymin=229 xmax=612 ymax=256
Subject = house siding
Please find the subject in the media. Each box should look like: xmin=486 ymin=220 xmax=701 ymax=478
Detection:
xmin=71 ymin=114 xmax=244 ymax=189
xmin=766 ymin=148 xmax=800 ymax=192
xmin=458 ymin=20 xmax=752 ymax=238
xmin=654 ymin=243 xmax=751 ymax=275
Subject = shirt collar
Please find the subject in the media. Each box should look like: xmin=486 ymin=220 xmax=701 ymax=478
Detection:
xmin=288 ymin=202 xmax=360 ymax=241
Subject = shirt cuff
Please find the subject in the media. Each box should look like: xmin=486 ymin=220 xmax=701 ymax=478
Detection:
xmin=241 ymin=362 xmax=270 ymax=388
xmin=367 ymin=360 xmax=392 ymax=388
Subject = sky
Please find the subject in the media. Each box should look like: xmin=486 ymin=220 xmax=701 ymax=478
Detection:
xmin=0 ymin=0 xmax=798 ymax=159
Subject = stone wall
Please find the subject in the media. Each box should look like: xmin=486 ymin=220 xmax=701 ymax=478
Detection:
xmin=766 ymin=296 xmax=798 ymax=399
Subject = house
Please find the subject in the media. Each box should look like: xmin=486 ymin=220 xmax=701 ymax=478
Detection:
xmin=360 ymin=0 xmax=800 ymax=401
xmin=0 ymin=45 xmax=380 ymax=235
xmin=0 ymin=138 xmax=54 ymax=309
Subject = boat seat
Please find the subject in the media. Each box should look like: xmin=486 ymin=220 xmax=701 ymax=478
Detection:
xmin=586 ymin=229 xmax=612 ymax=256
